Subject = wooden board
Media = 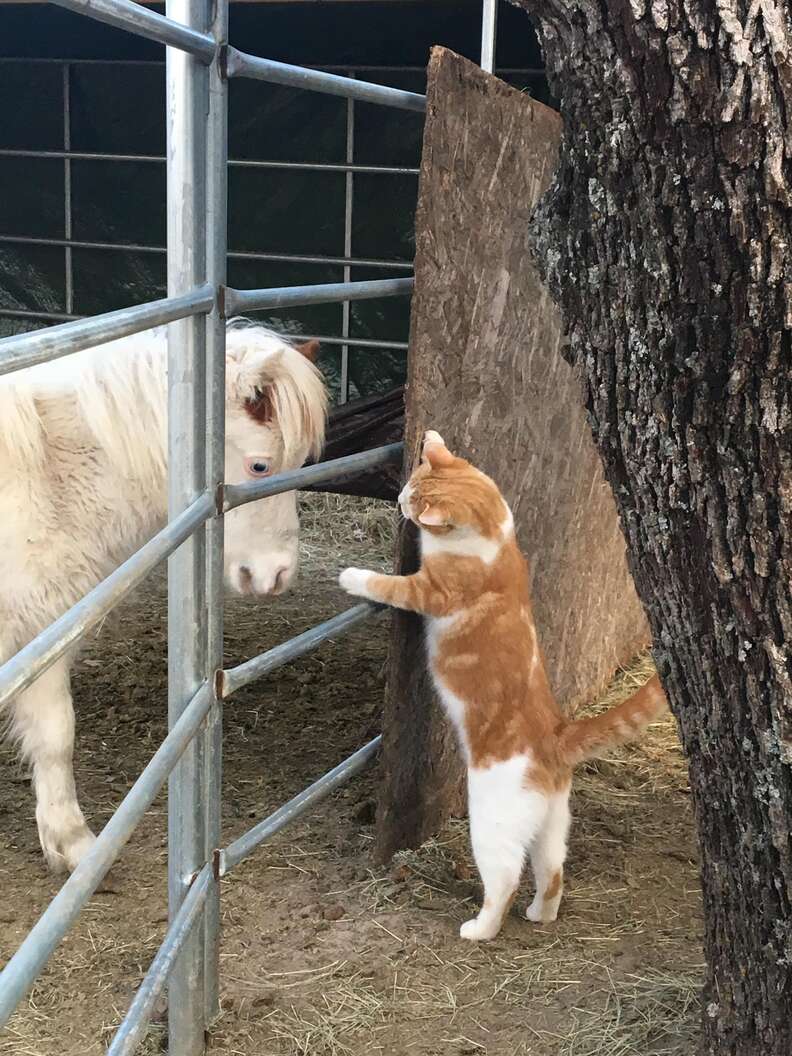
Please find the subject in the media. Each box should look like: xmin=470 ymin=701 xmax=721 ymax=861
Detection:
xmin=376 ymin=47 xmax=650 ymax=860
xmin=304 ymin=388 xmax=404 ymax=501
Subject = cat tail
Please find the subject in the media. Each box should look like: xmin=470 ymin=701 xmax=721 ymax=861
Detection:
xmin=558 ymin=674 xmax=667 ymax=768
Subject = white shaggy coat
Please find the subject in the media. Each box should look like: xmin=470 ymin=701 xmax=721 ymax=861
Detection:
xmin=0 ymin=320 xmax=326 ymax=871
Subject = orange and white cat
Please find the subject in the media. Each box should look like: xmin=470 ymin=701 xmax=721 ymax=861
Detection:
xmin=339 ymin=430 xmax=666 ymax=941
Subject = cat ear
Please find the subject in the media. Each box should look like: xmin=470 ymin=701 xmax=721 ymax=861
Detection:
xmin=418 ymin=503 xmax=449 ymax=527
xmin=423 ymin=442 xmax=455 ymax=470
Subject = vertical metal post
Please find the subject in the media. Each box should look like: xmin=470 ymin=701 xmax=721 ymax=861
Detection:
xmin=166 ymin=2 xmax=210 ymax=1053
xmin=63 ymin=63 xmax=74 ymax=314
xmin=202 ymin=0 xmax=228 ymax=1024
xmin=481 ymin=0 xmax=498 ymax=74
xmin=340 ymin=73 xmax=355 ymax=405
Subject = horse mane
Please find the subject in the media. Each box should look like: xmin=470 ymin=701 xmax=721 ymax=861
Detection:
xmin=0 ymin=332 xmax=168 ymax=485
xmin=0 ymin=374 xmax=45 ymax=468
xmin=0 ymin=319 xmax=326 ymax=480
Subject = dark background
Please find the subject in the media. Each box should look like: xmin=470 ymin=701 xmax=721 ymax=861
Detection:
xmin=0 ymin=0 xmax=547 ymax=400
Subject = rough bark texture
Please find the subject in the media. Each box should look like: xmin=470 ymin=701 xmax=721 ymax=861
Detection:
xmin=376 ymin=49 xmax=650 ymax=862
xmin=513 ymin=1 xmax=792 ymax=1052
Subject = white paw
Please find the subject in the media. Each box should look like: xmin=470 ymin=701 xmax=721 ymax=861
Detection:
xmin=459 ymin=916 xmax=500 ymax=942
xmin=338 ymin=567 xmax=373 ymax=597
xmin=525 ymin=900 xmax=558 ymax=924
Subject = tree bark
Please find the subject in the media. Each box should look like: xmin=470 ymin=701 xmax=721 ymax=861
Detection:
xmin=514 ymin=1 xmax=792 ymax=1052
xmin=376 ymin=50 xmax=650 ymax=863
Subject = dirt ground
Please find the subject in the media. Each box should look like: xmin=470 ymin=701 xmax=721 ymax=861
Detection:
xmin=1 ymin=496 xmax=703 ymax=1056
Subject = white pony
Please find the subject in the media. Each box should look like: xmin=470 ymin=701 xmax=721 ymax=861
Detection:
xmin=0 ymin=319 xmax=327 ymax=872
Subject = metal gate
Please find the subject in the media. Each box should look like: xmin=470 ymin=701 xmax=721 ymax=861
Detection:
xmin=0 ymin=2 xmax=498 ymax=1053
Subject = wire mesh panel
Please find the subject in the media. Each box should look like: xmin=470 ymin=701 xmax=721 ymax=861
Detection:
xmin=0 ymin=0 xmax=544 ymax=401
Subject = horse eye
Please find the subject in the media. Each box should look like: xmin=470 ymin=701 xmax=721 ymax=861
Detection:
xmin=245 ymin=458 xmax=271 ymax=477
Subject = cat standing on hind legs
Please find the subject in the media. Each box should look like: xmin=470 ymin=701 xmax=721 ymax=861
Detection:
xmin=339 ymin=429 xmax=667 ymax=941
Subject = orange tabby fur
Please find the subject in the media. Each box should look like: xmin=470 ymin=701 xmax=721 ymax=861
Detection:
xmin=339 ymin=430 xmax=667 ymax=941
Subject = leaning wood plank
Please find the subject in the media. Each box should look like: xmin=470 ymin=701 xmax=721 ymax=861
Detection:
xmin=376 ymin=48 xmax=650 ymax=861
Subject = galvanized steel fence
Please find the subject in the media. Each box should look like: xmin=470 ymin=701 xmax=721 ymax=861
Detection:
xmin=0 ymin=3 xmax=499 ymax=1053
xmin=0 ymin=0 xmax=417 ymax=1051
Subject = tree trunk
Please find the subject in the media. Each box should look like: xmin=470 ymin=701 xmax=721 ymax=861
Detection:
xmin=514 ymin=1 xmax=792 ymax=1052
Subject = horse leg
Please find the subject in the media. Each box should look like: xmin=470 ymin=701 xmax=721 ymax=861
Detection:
xmin=12 ymin=657 xmax=96 ymax=872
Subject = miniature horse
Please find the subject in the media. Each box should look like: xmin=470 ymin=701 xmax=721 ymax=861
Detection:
xmin=0 ymin=319 xmax=327 ymax=871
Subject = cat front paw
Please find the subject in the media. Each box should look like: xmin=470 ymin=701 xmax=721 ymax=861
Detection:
xmin=339 ymin=567 xmax=373 ymax=598
xmin=423 ymin=429 xmax=446 ymax=448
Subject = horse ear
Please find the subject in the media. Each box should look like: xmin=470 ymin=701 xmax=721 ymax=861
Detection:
xmin=296 ymin=339 xmax=320 ymax=363
xmin=244 ymin=386 xmax=273 ymax=424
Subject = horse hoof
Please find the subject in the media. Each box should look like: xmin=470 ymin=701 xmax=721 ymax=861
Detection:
xmin=40 ymin=825 xmax=97 ymax=874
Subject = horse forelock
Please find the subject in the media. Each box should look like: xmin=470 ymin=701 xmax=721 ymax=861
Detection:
xmin=225 ymin=321 xmax=328 ymax=463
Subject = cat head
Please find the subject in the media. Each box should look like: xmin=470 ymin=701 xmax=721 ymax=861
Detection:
xmin=398 ymin=430 xmax=512 ymax=540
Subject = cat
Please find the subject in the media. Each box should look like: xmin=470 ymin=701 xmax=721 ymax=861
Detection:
xmin=339 ymin=429 xmax=667 ymax=942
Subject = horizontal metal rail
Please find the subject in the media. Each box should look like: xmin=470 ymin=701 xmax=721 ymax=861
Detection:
xmin=223 ymin=735 xmax=382 ymax=872
xmin=0 ymin=233 xmax=413 ymax=272
xmin=0 ymin=492 xmax=214 ymax=709
xmin=0 ymin=148 xmax=420 ymax=176
xmin=0 ymin=309 xmax=410 ymax=352
xmin=0 ymin=57 xmax=546 ymax=76
xmin=0 ymin=284 xmax=213 ymax=376
xmin=0 ymin=680 xmax=214 ymax=1030
xmin=224 ymin=442 xmax=403 ymax=512
xmin=107 ymin=864 xmax=214 ymax=1056
xmin=224 ymin=277 xmax=413 ymax=316
xmin=221 ymin=601 xmax=385 ymax=698
xmin=226 ymin=47 xmax=426 ymax=113
xmin=0 ymin=308 xmax=79 ymax=323
xmin=306 ymin=333 xmax=408 ymax=351
xmin=49 ymin=0 xmax=215 ymax=62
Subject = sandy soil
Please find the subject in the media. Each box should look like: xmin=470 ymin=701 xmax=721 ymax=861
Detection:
xmin=0 ymin=497 xmax=703 ymax=1056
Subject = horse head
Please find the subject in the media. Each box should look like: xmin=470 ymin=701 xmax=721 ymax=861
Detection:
xmin=223 ymin=321 xmax=327 ymax=596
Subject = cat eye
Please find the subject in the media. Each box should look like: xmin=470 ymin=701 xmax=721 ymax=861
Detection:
xmin=244 ymin=457 xmax=271 ymax=478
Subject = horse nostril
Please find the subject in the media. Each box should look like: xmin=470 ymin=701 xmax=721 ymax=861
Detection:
xmin=238 ymin=565 xmax=254 ymax=593
xmin=273 ymin=566 xmax=290 ymax=594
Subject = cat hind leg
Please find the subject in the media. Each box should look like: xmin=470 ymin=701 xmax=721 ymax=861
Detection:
xmin=461 ymin=759 xmax=549 ymax=941
xmin=525 ymin=783 xmax=571 ymax=923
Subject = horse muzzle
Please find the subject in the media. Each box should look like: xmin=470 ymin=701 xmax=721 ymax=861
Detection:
xmin=228 ymin=557 xmax=296 ymax=597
